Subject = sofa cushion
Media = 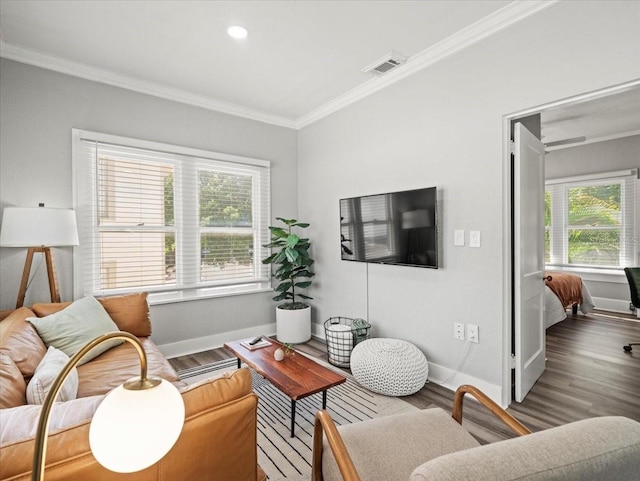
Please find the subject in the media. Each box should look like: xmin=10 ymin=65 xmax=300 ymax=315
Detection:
xmin=27 ymin=296 xmax=123 ymax=366
xmin=96 ymin=292 xmax=152 ymax=336
xmin=26 ymin=346 xmax=79 ymax=405
xmin=0 ymin=352 xmax=26 ymax=408
xmin=32 ymin=292 xmax=152 ymax=337
xmin=76 ymin=337 xmax=179 ymax=398
xmin=410 ymin=416 xmax=640 ymax=481
xmin=0 ymin=307 xmax=47 ymax=379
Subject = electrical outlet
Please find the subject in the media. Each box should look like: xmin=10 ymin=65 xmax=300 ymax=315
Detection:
xmin=454 ymin=322 xmax=465 ymax=341
xmin=467 ymin=324 xmax=479 ymax=343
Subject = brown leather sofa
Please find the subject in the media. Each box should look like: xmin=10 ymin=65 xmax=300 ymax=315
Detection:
xmin=0 ymin=293 xmax=266 ymax=480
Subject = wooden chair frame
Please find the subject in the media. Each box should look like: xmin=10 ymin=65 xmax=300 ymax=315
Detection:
xmin=311 ymin=384 xmax=531 ymax=481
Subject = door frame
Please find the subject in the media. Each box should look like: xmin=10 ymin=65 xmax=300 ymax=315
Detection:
xmin=501 ymin=79 xmax=640 ymax=407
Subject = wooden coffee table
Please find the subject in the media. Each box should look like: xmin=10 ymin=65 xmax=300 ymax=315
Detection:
xmin=224 ymin=338 xmax=346 ymax=437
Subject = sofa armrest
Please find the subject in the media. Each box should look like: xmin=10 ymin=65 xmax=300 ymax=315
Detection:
xmin=410 ymin=416 xmax=640 ymax=481
xmin=0 ymin=368 xmax=261 ymax=481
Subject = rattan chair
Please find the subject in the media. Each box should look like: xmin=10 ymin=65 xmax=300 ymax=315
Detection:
xmin=623 ymin=267 xmax=640 ymax=352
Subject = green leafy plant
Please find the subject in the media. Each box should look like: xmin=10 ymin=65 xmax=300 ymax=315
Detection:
xmin=262 ymin=217 xmax=315 ymax=310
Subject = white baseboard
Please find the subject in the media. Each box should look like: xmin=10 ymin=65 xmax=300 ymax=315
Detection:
xmin=427 ymin=362 xmax=504 ymax=408
xmin=158 ymin=323 xmax=276 ymax=359
xmin=312 ymin=322 xmax=326 ymax=339
xmin=592 ymin=296 xmax=634 ymax=314
xmin=313 ymin=324 xmax=504 ymax=405
xmin=160 ymin=323 xmax=505 ymax=406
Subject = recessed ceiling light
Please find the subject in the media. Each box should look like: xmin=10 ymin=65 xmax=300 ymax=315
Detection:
xmin=227 ymin=25 xmax=249 ymax=39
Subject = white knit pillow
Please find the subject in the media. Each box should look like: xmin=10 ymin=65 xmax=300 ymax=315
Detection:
xmin=26 ymin=346 xmax=79 ymax=405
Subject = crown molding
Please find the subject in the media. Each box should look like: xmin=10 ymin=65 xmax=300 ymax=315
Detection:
xmin=0 ymin=41 xmax=297 ymax=129
xmin=295 ymin=0 xmax=559 ymax=128
xmin=1 ymin=0 xmax=557 ymax=130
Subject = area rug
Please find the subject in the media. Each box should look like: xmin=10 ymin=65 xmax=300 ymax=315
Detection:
xmin=177 ymin=356 xmax=418 ymax=481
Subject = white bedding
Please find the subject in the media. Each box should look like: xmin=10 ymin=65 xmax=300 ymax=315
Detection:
xmin=544 ymin=281 xmax=595 ymax=328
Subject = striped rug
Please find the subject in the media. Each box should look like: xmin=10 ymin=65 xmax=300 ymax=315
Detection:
xmin=177 ymin=357 xmax=418 ymax=481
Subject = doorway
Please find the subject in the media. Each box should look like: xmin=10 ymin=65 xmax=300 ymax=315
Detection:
xmin=503 ymin=79 xmax=640 ymax=406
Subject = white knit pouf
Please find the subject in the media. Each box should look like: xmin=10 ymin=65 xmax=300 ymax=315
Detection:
xmin=350 ymin=338 xmax=428 ymax=396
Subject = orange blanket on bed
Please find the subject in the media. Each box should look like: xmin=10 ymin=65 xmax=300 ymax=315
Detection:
xmin=545 ymin=271 xmax=583 ymax=308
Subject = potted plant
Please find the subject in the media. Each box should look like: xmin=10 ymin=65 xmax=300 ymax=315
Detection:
xmin=262 ymin=217 xmax=315 ymax=343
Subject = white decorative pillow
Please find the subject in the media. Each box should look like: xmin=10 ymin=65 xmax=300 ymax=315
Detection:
xmin=26 ymin=346 xmax=79 ymax=405
xmin=27 ymin=296 xmax=123 ymax=366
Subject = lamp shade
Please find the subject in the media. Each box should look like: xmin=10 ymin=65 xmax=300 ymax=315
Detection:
xmin=0 ymin=206 xmax=79 ymax=247
xmin=89 ymin=378 xmax=185 ymax=473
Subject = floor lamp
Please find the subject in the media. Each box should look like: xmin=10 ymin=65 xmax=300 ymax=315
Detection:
xmin=0 ymin=204 xmax=79 ymax=308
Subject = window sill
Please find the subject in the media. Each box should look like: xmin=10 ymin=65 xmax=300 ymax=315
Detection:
xmin=545 ymin=265 xmax=628 ymax=284
xmin=148 ymin=283 xmax=273 ymax=305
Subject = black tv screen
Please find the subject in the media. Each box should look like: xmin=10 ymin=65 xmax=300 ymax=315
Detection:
xmin=340 ymin=187 xmax=438 ymax=268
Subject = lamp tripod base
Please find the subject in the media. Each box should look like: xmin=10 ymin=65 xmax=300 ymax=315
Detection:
xmin=16 ymin=247 xmax=61 ymax=308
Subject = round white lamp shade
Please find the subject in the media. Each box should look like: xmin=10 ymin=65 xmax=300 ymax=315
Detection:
xmin=89 ymin=379 xmax=185 ymax=473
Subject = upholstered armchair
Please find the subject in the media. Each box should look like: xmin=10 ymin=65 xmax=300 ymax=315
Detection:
xmin=312 ymin=385 xmax=640 ymax=481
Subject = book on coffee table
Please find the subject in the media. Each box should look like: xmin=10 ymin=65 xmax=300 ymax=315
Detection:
xmin=240 ymin=338 xmax=272 ymax=350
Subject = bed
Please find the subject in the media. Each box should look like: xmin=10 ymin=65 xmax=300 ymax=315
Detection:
xmin=544 ymin=271 xmax=595 ymax=328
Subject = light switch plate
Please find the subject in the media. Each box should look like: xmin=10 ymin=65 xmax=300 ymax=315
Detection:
xmin=470 ymin=230 xmax=481 ymax=247
xmin=454 ymin=229 xmax=465 ymax=246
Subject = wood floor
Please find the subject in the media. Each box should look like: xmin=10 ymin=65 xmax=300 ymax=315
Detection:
xmin=169 ymin=309 xmax=640 ymax=445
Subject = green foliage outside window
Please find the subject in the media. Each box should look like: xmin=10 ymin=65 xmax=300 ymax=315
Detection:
xmin=567 ymin=184 xmax=621 ymax=266
xmin=544 ymin=190 xmax=551 ymax=264
xmin=163 ymin=171 xmax=256 ymax=277
xmin=545 ymin=183 xmax=623 ymax=267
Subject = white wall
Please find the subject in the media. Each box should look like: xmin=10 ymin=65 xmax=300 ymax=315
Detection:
xmin=546 ymin=134 xmax=640 ymax=310
xmin=546 ymin=135 xmax=640 ymax=179
xmin=297 ymin=1 xmax=640 ymax=400
xmin=0 ymin=59 xmax=298 ymax=352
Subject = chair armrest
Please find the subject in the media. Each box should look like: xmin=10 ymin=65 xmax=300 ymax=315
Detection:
xmin=312 ymin=410 xmax=361 ymax=481
xmin=452 ymin=384 xmax=531 ymax=436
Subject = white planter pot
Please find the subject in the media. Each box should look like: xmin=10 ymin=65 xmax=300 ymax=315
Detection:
xmin=276 ymin=304 xmax=311 ymax=344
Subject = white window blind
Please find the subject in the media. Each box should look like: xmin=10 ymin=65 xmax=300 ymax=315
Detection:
xmin=545 ymin=169 xmax=637 ymax=269
xmin=73 ymin=129 xmax=271 ymax=300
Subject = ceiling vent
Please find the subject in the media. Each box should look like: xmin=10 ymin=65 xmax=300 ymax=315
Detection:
xmin=362 ymin=52 xmax=407 ymax=76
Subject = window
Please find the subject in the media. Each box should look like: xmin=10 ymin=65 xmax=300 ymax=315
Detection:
xmin=73 ymin=130 xmax=271 ymax=301
xmin=546 ymin=169 xmax=637 ymax=269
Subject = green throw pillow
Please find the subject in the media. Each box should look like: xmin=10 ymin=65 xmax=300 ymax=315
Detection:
xmin=27 ymin=296 xmax=123 ymax=366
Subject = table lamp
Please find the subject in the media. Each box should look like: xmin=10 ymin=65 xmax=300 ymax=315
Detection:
xmin=0 ymin=204 xmax=79 ymax=308
xmin=32 ymin=331 xmax=185 ymax=481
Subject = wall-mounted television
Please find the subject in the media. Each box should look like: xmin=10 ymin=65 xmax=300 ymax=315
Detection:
xmin=340 ymin=186 xmax=438 ymax=268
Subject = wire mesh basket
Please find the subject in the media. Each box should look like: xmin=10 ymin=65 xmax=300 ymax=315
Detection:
xmin=324 ymin=317 xmax=371 ymax=368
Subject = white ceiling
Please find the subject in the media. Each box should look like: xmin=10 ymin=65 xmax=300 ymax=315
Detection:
xmin=540 ymin=85 xmax=640 ymax=148
xmin=1 ymin=0 xmax=548 ymax=128
xmin=1 ymin=0 xmax=639 ymax=139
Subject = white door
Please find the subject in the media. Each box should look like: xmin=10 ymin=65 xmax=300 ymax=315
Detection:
xmin=514 ymin=122 xmax=546 ymax=402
